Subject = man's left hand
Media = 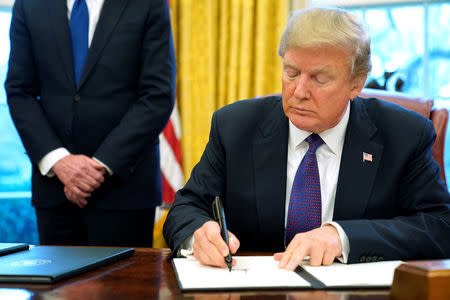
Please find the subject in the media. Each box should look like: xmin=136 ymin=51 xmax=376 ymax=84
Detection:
xmin=274 ymin=224 xmax=342 ymax=270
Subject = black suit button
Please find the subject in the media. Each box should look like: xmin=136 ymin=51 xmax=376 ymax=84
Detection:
xmin=360 ymin=256 xmax=366 ymax=263
xmin=74 ymin=94 xmax=80 ymax=102
xmin=373 ymin=256 xmax=378 ymax=262
xmin=377 ymin=257 xmax=384 ymax=262
xmin=366 ymin=257 xmax=372 ymax=263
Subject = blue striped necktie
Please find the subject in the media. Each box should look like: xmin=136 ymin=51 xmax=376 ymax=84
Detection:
xmin=70 ymin=0 xmax=89 ymax=86
xmin=285 ymin=133 xmax=324 ymax=245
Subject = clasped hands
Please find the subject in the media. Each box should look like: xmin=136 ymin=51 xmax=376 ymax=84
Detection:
xmin=192 ymin=221 xmax=342 ymax=270
xmin=52 ymin=154 xmax=106 ymax=208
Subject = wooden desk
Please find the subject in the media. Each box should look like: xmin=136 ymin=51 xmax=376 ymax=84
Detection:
xmin=0 ymin=248 xmax=391 ymax=299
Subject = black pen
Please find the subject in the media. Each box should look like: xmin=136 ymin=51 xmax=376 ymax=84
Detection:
xmin=212 ymin=196 xmax=232 ymax=272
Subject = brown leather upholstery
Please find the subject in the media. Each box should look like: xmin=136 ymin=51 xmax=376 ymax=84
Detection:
xmin=359 ymin=88 xmax=448 ymax=186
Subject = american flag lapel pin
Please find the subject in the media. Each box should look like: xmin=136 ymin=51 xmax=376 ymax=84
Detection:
xmin=363 ymin=152 xmax=373 ymax=162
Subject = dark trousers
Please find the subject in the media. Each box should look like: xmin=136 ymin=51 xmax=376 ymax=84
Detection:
xmin=36 ymin=202 xmax=155 ymax=247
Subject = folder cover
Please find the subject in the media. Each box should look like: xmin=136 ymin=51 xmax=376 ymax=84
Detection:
xmin=0 ymin=246 xmax=134 ymax=283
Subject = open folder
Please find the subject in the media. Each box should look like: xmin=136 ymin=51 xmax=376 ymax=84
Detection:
xmin=172 ymin=256 xmax=403 ymax=291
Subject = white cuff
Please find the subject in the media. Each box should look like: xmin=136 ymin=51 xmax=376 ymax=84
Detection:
xmin=93 ymin=157 xmax=113 ymax=175
xmin=178 ymin=235 xmax=194 ymax=258
xmin=323 ymin=221 xmax=350 ymax=263
xmin=37 ymin=148 xmax=71 ymax=177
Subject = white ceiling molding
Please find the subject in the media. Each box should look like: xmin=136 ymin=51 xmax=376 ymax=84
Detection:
xmin=0 ymin=0 xmax=14 ymax=8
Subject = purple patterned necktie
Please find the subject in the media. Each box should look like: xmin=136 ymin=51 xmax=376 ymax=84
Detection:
xmin=285 ymin=133 xmax=324 ymax=245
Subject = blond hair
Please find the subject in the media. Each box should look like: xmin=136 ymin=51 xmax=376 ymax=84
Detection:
xmin=278 ymin=7 xmax=371 ymax=81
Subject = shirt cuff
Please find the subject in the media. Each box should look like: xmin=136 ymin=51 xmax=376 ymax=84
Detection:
xmin=178 ymin=235 xmax=194 ymax=258
xmin=93 ymin=157 xmax=113 ymax=175
xmin=38 ymin=148 xmax=71 ymax=177
xmin=323 ymin=221 xmax=350 ymax=263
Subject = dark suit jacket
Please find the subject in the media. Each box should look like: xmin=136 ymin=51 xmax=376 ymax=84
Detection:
xmin=163 ymin=95 xmax=450 ymax=263
xmin=5 ymin=0 xmax=175 ymax=209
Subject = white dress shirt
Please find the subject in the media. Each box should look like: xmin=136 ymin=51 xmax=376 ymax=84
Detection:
xmin=285 ymin=101 xmax=351 ymax=263
xmin=37 ymin=0 xmax=108 ymax=177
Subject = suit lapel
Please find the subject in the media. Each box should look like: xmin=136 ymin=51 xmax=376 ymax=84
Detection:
xmin=253 ymin=97 xmax=288 ymax=247
xmin=46 ymin=0 xmax=75 ymax=88
xmin=334 ymin=98 xmax=383 ymax=220
xmin=78 ymin=0 xmax=130 ymax=89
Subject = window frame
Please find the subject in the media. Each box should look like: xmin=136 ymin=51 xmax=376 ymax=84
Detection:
xmin=309 ymin=0 xmax=447 ymax=7
xmin=309 ymin=0 xmax=450 ymax=107
xmin=0 ymin=0 xmax=13 ymax=8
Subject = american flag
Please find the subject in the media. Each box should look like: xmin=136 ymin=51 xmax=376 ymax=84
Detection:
xmin=363 ymin=152 xmax=373 ymax=162
xmin=154 ymin=101 xmax=184 ymax=247
xmin=160 ymin=102 xmax=184 ymax=206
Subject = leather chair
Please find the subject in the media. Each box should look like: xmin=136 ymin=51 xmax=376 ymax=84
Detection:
xmin=359 ymin=88 xmax=448 ymax=186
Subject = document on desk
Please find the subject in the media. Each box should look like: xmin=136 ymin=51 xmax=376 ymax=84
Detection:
xmin=172 ymin=256 xmax=403 ymax=291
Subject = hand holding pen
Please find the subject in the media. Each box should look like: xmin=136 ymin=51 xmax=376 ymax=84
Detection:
xmin=191 ymin=197 xmax=240 ymax=270
xmin=212 ymin=196 xmax=233 ymax=271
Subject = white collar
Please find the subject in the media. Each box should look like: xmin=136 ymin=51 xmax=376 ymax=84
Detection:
xmin=288 ymin=101 xmax=350 ymax=155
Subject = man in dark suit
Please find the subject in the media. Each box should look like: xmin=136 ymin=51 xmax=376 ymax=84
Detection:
xmin=163 ymin=7 xmax=450 ymax=268
xmin=5 ymin=0 xmax=175 ymax=246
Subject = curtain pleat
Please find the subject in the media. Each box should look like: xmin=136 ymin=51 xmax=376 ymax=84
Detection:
xmin=170 ymin=0 xmax=288 ymax=179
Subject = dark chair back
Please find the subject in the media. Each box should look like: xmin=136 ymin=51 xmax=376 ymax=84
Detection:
xmin=359 ymin=88 xmax=448 ymax=186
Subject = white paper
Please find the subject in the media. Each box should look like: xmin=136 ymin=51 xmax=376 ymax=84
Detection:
xmin=302 ymin=260 xmax=403 ymax=287
xmin=173 ymin=256 xmax=311 ymax=290
xmin=173 ymin=256 xmax=403 ymax=290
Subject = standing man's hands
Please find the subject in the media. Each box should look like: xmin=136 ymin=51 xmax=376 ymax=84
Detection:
xmin=193 ymin=221 xmax=240 ymax=268
xmin=52 ymin=154 xmax=106 ymax=208
xmin=274 ymin=225 xmax=342 ymax=270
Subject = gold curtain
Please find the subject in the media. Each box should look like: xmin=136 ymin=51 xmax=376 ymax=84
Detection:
xmin=170 ymin=0 xmax=288 ymax=179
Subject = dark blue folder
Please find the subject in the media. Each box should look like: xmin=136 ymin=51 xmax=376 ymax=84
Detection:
xmin=0 ymin=246 xmax=134 ymax=283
